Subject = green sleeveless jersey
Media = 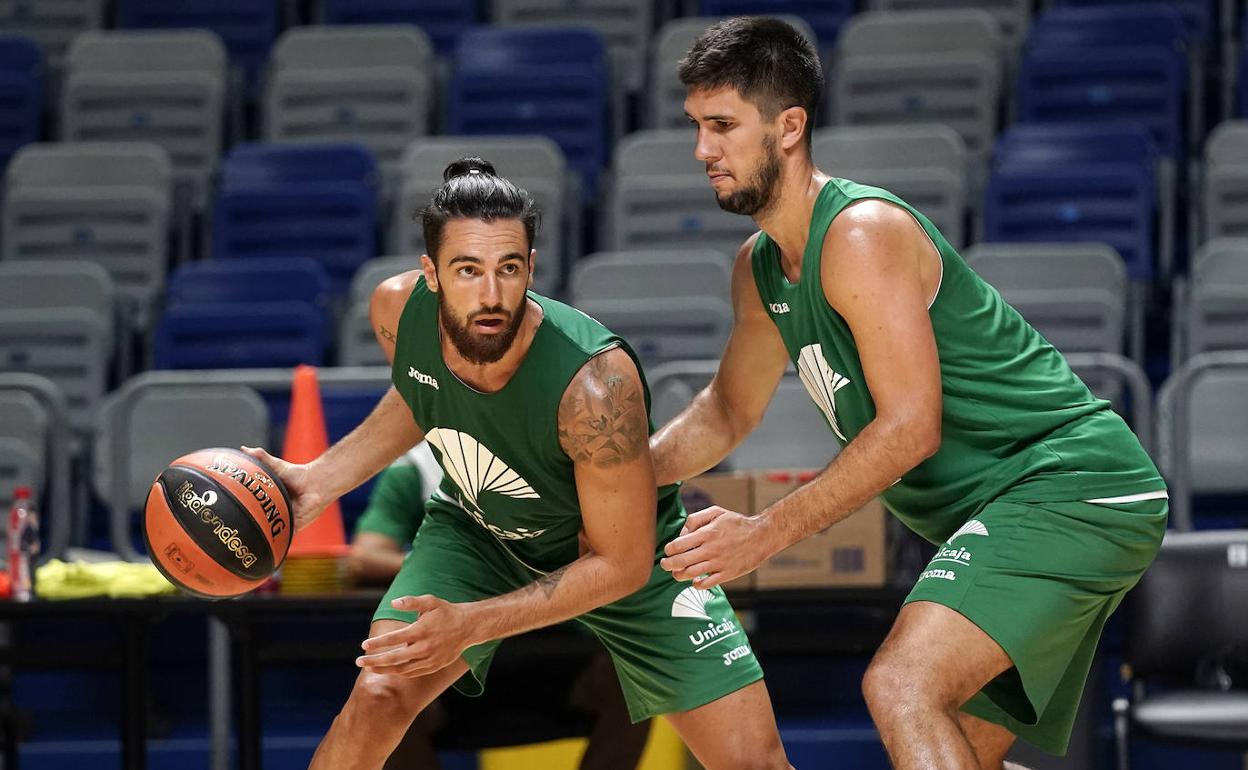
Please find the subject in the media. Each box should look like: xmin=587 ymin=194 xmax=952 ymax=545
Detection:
xmin=391 ymin=278 xmax=685 ymax=574
xmin=751 ymin=178 xmax=1165 ymax=544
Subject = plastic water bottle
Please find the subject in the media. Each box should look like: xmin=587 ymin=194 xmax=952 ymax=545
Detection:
xmin=7 ymin=487 xmax=39 ymax=601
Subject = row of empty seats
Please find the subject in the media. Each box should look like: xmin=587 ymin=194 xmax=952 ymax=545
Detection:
xmin=8 ymin=229 xmax=1248 ymax=446
xmin=0 ymin=4 xmax=1237 ymax=209
xmin=7 ymin=114 xmax=1248 ymax=328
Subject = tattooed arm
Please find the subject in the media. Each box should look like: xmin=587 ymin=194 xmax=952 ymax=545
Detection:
xmin=355 ymin=333 xmax=657 ymax=678
xmin=452 ymin=347 xmax=657 ymax=644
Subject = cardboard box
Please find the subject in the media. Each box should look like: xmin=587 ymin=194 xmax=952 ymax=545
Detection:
xmin=678 ymin=472 xmax=756 ymax=592
xmin=752 ymin=469 xmax=821 ymax=513
xmin=751 ymin=470 xmax=888 ymax=589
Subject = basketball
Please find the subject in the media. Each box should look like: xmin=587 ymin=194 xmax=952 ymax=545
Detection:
xmin=143 ymin=447 xmax=294 ymax=598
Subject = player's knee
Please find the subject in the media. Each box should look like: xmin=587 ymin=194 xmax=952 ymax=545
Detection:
xmin=861 ymin=655 xmax=923 ymax=718
xmin=745 ymin=744 xmax=791 ymax=770
xmin=717 ymin=729 xmax=790 ymax=770
xmin=349 ymin=672 xmax=421 ymax=723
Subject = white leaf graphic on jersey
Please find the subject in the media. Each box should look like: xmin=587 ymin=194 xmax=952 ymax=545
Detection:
xmin=946 ymin=519 xmax=989 ymax=545
xmin=671 ymin=586 xmax=714 ymax=620
xmin=424 ymin=428 xmax=541 ymax=509
xmin=797 ymin=343 xmax=851 ymax=441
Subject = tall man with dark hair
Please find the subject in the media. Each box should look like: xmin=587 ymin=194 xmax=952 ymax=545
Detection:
xmin=653 ymin=17 xmax=1168 ymax=770
xmin=245 ymin=157 xmax=792 ymax=770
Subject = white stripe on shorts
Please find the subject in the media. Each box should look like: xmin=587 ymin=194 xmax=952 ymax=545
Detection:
xmin=1083 ymin=490 xmax=1170 ymax=504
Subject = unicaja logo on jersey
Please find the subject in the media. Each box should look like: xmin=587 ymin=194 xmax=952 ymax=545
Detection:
xmin=946 ymin=519 xmax=989 ymax=545
xmin=921 ymin=519 xmax=990 ymax=585
xmin=769 ymin=302 xmax=791 ymax=314
xmin=797 ymin=343 xmax=852 ymax=441
xmin=408 ymin=366 xmax=439 ymax=390
xmin=671 ymin=586 xmax=714 ymax=620
xmin=425 ymin=428 xmax=545 ymax=541
xmin=671 ymin=586 xmax=752 ymax=664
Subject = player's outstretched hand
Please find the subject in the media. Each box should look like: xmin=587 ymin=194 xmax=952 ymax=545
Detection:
xmin=660 ymin=506 xmax=768 ymax=590
xmin=239 ymin=445 xmax=327 ymax=532
xmin=356 ymin=595 xmax=474 ymax=678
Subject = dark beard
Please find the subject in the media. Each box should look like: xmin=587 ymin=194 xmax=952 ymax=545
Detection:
xmin=438 ymin=294 xmax=528 ymax=365
xmin=715 ymin=136 xmax=781 ymax=217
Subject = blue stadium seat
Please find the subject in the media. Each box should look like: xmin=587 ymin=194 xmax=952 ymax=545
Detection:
xmin=1236 ymin=23 xmax=1248 ymax=116
xmin=697 ymin=0 xmax=856 ymax=51
xmin=157 ymin=256 xmax=331 ymax=369
xmin=115 ymin=0 xmax=280 ymax=95
xmin=211 ymin=142 xmax=380 ymax=297
xmin=1018 ymin=5 xmax=1189 ymax=161
xmin=1027 ymin=3 xmax=1190 ymax=49
xmin=446 ymin=26 xmax=609 ymax=204
xmin=153 ymin=303 xmax=328 ymax=369
xmin=982 ymin=164 xmax=1155 ymax=282
xmin=319 ymin=0 xmax=478 ymax=55
xmin=0 ymin=35 xmax=42 ymax=171
xmin=1051 ymin=0 xmax=1214 ymax=45
xmin=991 ymin=121 xmax=1172 ymax=282
xmin=165 ymin=257 xmax=332 ymax=309
xmin=993 ymin=122 xmax=1160 ymax=173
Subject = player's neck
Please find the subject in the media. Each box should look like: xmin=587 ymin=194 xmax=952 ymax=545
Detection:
xmin=440 ymin=298 xmax=545 ymax=393
xmin=754 ymin=166 xmax=831 ymax=282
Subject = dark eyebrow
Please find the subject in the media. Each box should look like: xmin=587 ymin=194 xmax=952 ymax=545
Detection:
xmin=447 ymin=253 xmax=527 ymax=267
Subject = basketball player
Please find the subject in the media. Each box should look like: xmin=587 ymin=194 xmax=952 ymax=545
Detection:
xmin=244 ymin=158 xmax=791 ymax=770
xmin=348 ymin=445 xmax=651 ymax=770
xmin=651 ymin=17 xmax=1168 ymax=770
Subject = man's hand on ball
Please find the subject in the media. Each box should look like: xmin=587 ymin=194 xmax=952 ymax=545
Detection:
xmin=240 ymin=446 xmax=326 ymax=532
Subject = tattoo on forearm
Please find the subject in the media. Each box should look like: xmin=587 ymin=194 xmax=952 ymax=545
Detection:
xmin=531 ymin=565 xmax=569 ymax=599
xmin=558 ymin=353 xmax=648 ymax=468
xmin=378 ymin=325 xmax=397 ymax=343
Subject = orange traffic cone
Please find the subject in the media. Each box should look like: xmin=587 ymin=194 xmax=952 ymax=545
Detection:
xmin=283 ymin=364 xmax=347 ymax=558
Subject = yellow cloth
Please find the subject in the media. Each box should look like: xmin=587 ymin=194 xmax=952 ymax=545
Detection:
xmin=34 ymin=559 xmax=178 ymax=599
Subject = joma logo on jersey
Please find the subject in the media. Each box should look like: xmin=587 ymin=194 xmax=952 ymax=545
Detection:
xmin=769 ymin=302 xmax=791 ymax=314
xmin=722 ymin=645 xmax=752 ymax=666
xmin=408 ymin=366 xmax=439 ymax=390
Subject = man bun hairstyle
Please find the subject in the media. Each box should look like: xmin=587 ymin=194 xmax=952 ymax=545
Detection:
xmin=420 ymin=156 xmax=541 ymax=263
xmin=678 ymin=17 xmax=823 ymax=149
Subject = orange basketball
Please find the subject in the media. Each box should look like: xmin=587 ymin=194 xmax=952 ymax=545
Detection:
xmin=143 ymin=447 xmax=294 ymax=598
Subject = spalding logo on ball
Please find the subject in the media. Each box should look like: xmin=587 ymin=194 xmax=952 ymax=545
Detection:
xmin=144 ymin=447 xmax=293 ymax=598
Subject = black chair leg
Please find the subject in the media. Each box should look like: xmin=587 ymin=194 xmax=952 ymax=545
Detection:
xmin=1112 ymin=697 xmax=1131 ymax=770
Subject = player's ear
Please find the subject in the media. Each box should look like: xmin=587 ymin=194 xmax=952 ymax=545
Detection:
xmin=778 ymin=105 xmax=806 ymax=152
xmin=421 ymin=254 xmax=439 ymax=292
xmin=527 ymin=249 xmax=536 ymax=289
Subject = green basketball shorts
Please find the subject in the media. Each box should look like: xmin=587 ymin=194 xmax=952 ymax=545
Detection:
xmin=374 ymin=501 xmax=765 ymax=722
xmin=905 ymin=496 xmax=1168 ymax=754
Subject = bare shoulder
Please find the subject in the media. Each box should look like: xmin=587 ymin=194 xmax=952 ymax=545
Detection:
xmin=826 ymin=198 xmax=923 ymax=247
xmin=821 ymin=198 xmax=937 ymax=309
xmin=823 ymin=198 xmax=933 ymax=258
xmin=370 ymin=269 xmax=424 ymax=358
xmin=557 ymin=346 xmax=649 ymax=468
